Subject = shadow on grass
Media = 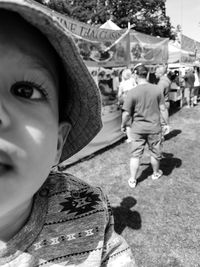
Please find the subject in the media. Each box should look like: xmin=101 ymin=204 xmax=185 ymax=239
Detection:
xmin=137 ymin=152 xmax=182 ymax=184
xmin=161 ymin=152 xmax=182 ymax=175
xmin=112 ymin=196 xmax=141 ymax=234
xmin=164 ymin=129 xmax=182 ymax=141
xmin=157 ymin=256 xmax=184 ymax=267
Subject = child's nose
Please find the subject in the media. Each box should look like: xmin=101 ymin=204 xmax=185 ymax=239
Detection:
xmin=0 ymin=101 xmax=10 ymax=128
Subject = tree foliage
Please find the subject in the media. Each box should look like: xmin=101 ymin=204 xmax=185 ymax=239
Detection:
xmin=34 ymin=0 xmax=174 ymax=39
xmin=34 ymin=0 xmax=71 ymax=15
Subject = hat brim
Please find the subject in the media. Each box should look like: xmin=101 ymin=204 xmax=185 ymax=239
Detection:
xmin=0 ymin=0 xmax=102 ymax=163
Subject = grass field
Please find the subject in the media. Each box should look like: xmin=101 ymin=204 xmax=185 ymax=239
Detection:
xmin=65 ymin=104 xmax=200 ymax=267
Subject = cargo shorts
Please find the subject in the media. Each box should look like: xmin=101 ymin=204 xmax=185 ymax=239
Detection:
xmin=130 ymin=132 xmax=162 ymax=160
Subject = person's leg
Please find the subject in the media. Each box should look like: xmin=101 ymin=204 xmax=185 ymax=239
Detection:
xmin=165 ymin=101 xmax=170 ymax=124
xmin=190 ymin=87 xmax=194 ymax=107
xmin=150 ymin=155 xmax=160 ymax=173
xmin=128 ymin=134 xmax=145 ymax=188
xmin=130 ymin=157 xmax=140 ymax=180
xmin=148 ymin=133 xmax=163 ymax=180
xmin=197 ymin=86 xmax=200 ymax=101
xmin=184 ymin=87 xmax=190 ymax=107
xmin=193 ymin=86 xmax=198 ymax=105
xmin=193 ymin=95 xmax=197 ymax=105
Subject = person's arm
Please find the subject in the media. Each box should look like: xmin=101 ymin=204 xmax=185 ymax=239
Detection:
xmin=158 ymin=79 xmax=170 ymax=99
xmin=121 ymin=90 xmax=134 ymax=132
xmin=160 ymin=103 xmax=168 ymax=125
xmin=159 ymin=91 xmax=168 ymax=125
xmin=121 ymin=111 xmax=131 ymax=133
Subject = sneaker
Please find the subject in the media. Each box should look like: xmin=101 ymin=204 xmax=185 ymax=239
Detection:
xmin=128 ymin=177 xmax=137 ymax=188
xmin=152 ymin=170 xmax=163 ymax=180
xmin=162 ymin=125 xmax=170 ymax=136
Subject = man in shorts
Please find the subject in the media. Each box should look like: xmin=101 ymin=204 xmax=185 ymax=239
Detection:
xmin=121 ymin=64 xmax=168 ymax=188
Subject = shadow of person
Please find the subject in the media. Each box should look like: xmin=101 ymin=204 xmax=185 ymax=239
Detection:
xmin=137 ymin=152 xmax=182 ymax=184
xmin=160 ymin=152 xmax=182 ymax=176
xmin=112 ymin=196 xmax=141 ymax=234
xmin=137 ymin=164 xmax=152 ymax=184
xmin=164 ymin=129 xmax=182 ymax=141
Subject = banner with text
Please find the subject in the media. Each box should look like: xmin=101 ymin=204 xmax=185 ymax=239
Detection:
xmin=54 ymin=13 xmax=168 ymax=66
xmin=54 ymin=13 xmax=129 ymax=67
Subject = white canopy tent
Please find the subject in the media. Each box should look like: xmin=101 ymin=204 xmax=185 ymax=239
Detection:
xmin=100 ymin=19 xmax=121 ymax=30
xmin=168 ymin=41 xmax=195 ymax=64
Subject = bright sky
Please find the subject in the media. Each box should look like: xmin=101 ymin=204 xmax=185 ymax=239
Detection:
xmin=166 ymin=0 xmax=200 ymax=42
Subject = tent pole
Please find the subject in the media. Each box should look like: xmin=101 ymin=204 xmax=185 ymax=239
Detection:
xmin=127 ymin=22 xmax=131 ymax=68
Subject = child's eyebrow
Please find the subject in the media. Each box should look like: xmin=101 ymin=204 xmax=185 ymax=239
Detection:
xmin=18 ymin=53 xmax=59 ymax=86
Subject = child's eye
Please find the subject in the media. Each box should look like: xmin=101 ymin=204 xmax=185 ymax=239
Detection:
xmin=11 ymin=81 xmax=47 ymax=100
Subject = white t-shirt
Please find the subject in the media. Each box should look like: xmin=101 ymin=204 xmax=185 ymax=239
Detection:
xmin=118 ymin=77 xmax=136 ymax=97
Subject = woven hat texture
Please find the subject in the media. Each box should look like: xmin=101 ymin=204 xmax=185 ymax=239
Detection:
xmin=0 ymin=0 xmax=102 ymax=163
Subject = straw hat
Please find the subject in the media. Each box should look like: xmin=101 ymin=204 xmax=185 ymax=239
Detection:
xmin=0 ymin=0 xmax=102 ymax=163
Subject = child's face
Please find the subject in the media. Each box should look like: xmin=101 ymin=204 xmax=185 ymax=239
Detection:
xmin=0 ymin=15 xmax=70 ymax=216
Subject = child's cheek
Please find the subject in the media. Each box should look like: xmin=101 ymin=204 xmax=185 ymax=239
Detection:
xmin=25 ymin=125 xmax=45 ymax=145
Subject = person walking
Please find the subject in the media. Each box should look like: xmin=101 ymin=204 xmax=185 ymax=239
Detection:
xmin=121 ymin=64 xmax=168 ymax=188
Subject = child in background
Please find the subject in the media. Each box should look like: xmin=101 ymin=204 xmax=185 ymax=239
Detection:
xmin=118 ymin=69 xmax=136 ymax=142
xmin=118 ymin=69 xmax=136 ymax=106
xmin=0 ymin=1 xmax=136 ymax=266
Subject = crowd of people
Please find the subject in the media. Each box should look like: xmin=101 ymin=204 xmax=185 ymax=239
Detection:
xmin=96 ymin=63 xmax=200 ymax=188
